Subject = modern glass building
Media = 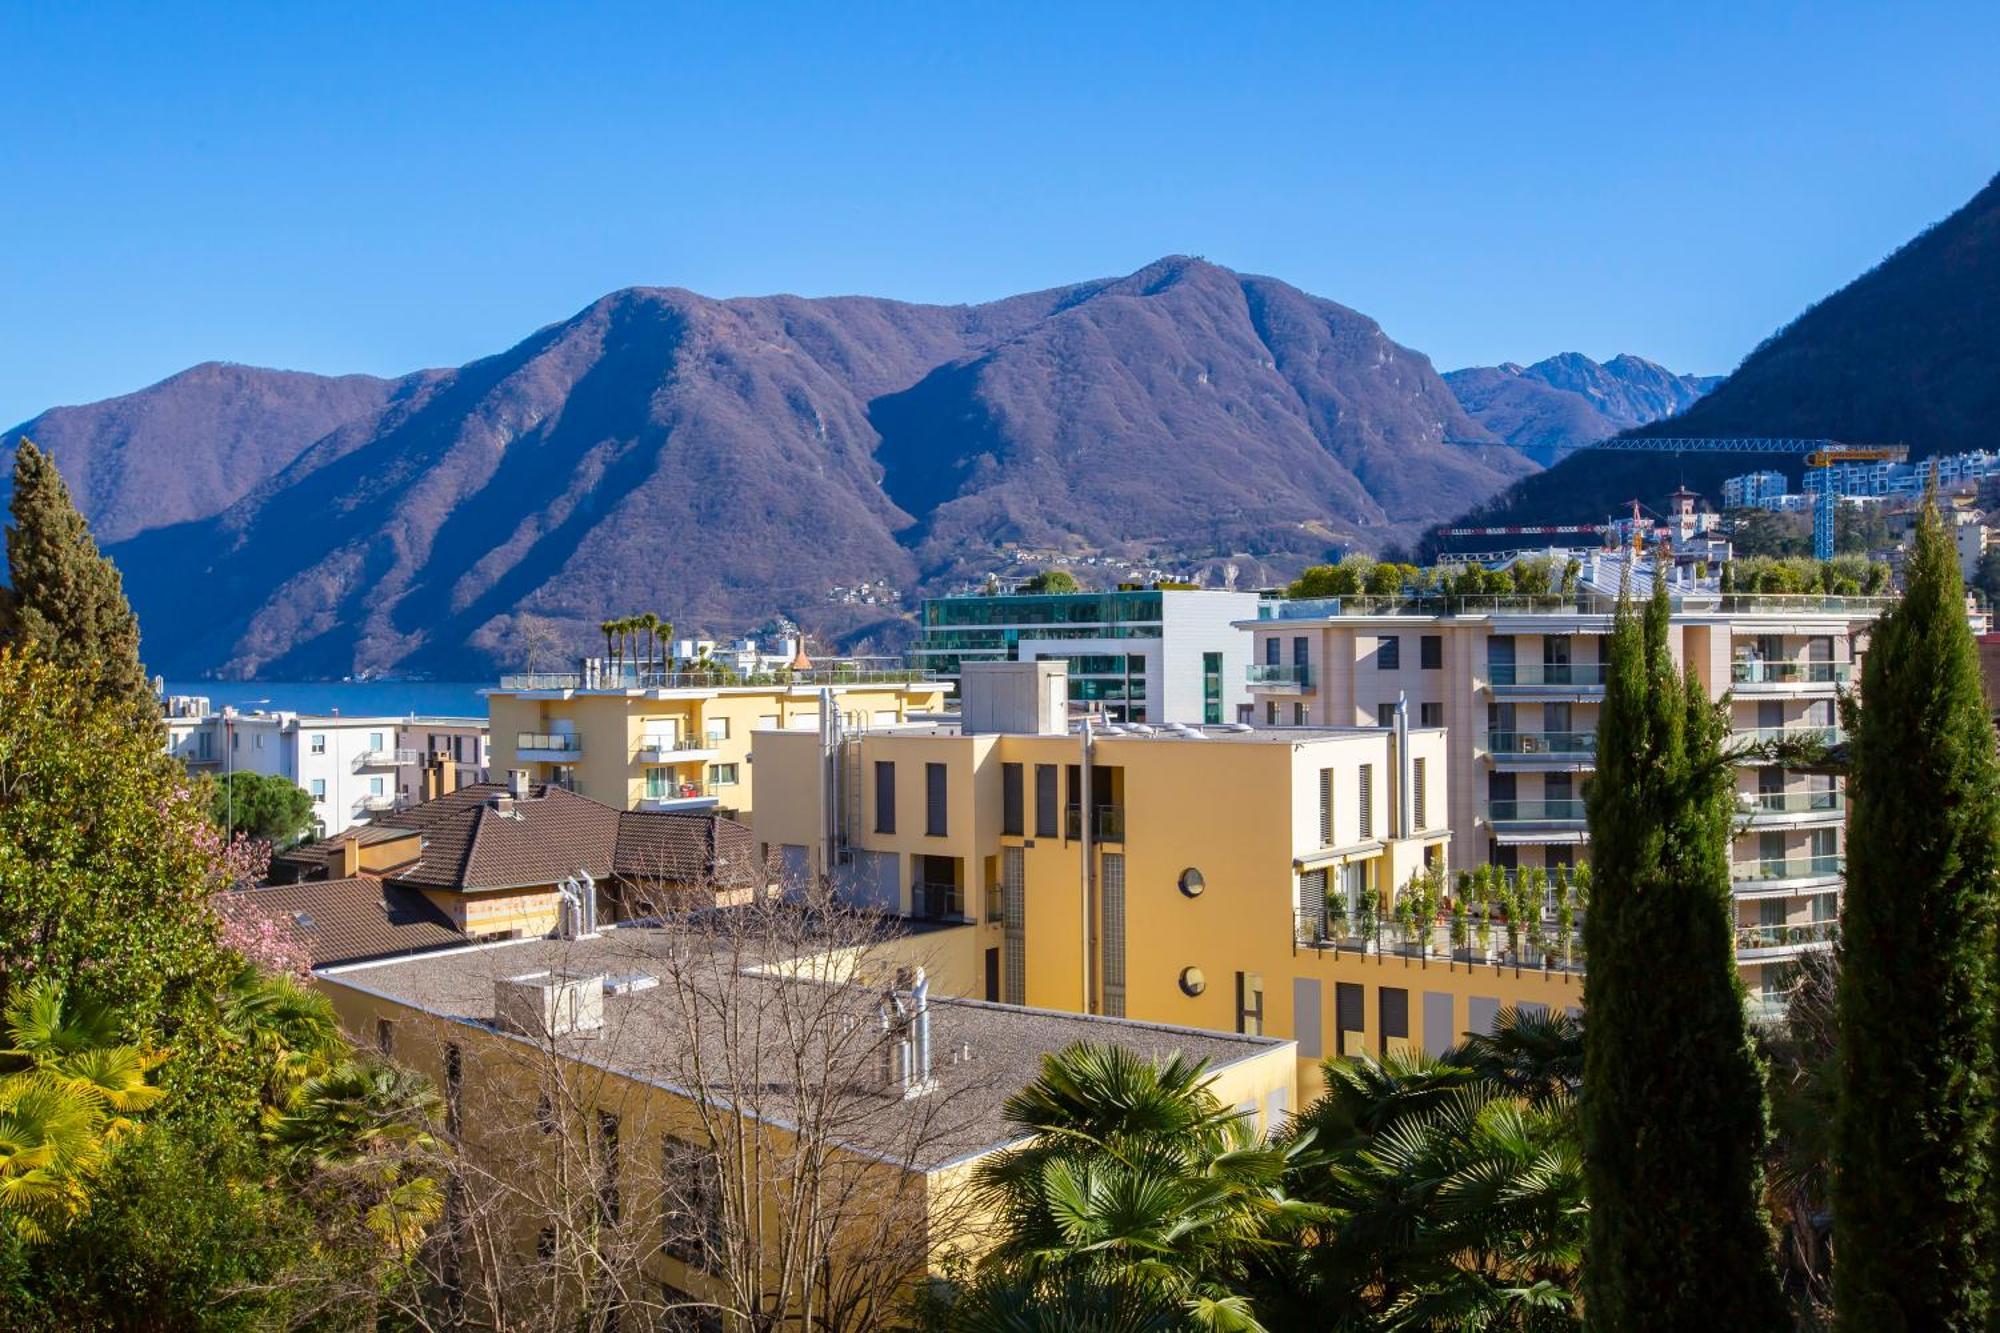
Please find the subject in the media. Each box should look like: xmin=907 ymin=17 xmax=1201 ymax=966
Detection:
xmin=914 ymin=588 xmax=1260 ymax=723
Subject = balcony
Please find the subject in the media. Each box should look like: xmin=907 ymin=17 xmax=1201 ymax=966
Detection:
xmin=639 ymin=779 xmax=722 ymax=812
xmin=1732 ymin=856 xmax=1844 ymax=894
xmin=1064 ymin=804 xmax=1126 ymax=842
xmin=1293 ymin=909 xmax=1585 ymax=974
xmin=1487 ymin=798 xmax=1588 ymax=826
xmin=497 ymin=663 xmax=938 ymax=692
xmin=1729 ymin=660 xmax=1854 ymax=692
xmin=353 ymin=793 xmax=396 ymax=813
xmin=1246 ymin=663 xmax=1314 ymax=692
xmin=1735 ymin=919 xmax=1838 ymax=960
xmin=1486 ymin=730 xmax=1597 ymax=763
xmin=355 ymin=747 xmax=421 ymax=769
xmin=912 ymin=881 xmax=967 ymax=922
xmin=516 ymin=732 xmax=583 ymax=762
xmin=637 ymin=735 xmax=719 ymax=764
xmin=1738 ymin=790 xmax=1844 ymax=825
xmin=1733 ymin=725 xmax=1843 ymax=747
xmin=1485 ymin=662 xmax=1607 ymax=696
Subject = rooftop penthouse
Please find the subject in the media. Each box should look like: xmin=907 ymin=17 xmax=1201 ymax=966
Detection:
xmin=498 ymin=657 xmax=935 ymax=694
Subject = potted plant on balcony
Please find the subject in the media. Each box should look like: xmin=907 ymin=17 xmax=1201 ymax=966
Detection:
xmin=1354 ymin=883 xmax=1380 ymax=953
xmin=1470 ymin=864 xmax=1494 ymax=959
xmin=1394 ymin=884 xmax=1419 ymax=957
xmin=1554 ymin=864 xmax=1577 ymax=968
xmin=1323 ymin=884 xmax=1349 ymax=947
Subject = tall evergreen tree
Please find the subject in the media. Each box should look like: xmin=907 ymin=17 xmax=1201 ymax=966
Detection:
xmin=1834 ymin=497 xmax=1999 ymax=1330
xmin=1581 ymin=561 xmax=1787 ymax=1330
xmin=1 ymin=438 xmax=152 ymax=714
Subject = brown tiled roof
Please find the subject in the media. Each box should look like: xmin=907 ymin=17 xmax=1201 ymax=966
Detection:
xmin=391 ymin=786 xmax=621 ymax=892
xmin=220 ymin=878 xmax=468 ymax=968
xmin=613 ymin=811 xmax=764 ymax=890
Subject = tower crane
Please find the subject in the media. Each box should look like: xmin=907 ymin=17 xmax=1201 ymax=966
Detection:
xmin=1586 ymin=438 xmax=1910 ymax=560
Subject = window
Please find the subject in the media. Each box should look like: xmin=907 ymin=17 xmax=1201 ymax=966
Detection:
xmin=1002 ymin=763 xmax=1024 ymax=836
xmin=985 ymin=948 xmax=1001 ymax=1002
xmin=1293 ymin=702 xmax=1308 ymax=725
xmin=254 ymin=733 xmax=264 ymax=749
xmin=1292 ymin=636 xmax=1309 ymax=667
xmin=375 ymin=1018 xmax=394 ymax=1055
xmin=369 ymin=776 xmax=385 ymax=796
xmin=874 ymin=762 xmax=896 ymax=834
xmin=1034 ymin=765 xmax=1058 ymax=838
xmin=758 ymin=713 xmax=779 ymax=729
xmin=984 ymin=857 xmax=1003 ymax=922
xmin=369 ymin=731 xmax=384 ymax=751
xmin=309 ymin=778 xmax=326 ymax=802
xmin=310 ymin=733 xmax=325 ymax=754
xmin=1413 ymin=758 xmax=1428 ymax=830
xmin=1420 ymin=634 xmax=1442 ymax=670
xmin=1376 ymin=702 xmax=1395 ymax=728
xmin=1379 ymin=986 xmax=1410 ymax=1055
xmin=597 ymin=1111 xmax=621 ymax=1225
xmin=1377 ymin=635 xmax=1401 ymax=670
xmin=1202 ymin=651 xmax=1223 ymax=725
xmin=1336 ymin=982 xmax=1365 ymax=1056
xmin=708 ymin=763 xmax=739 ymax=786
xmin=662 ymin=1136 xmax=722 ymax=1269
xmin=1420 ymin=702 xmax=1443 ymax=728
xmin=706 ymin=717 xmax=730 ymax=742
xmin=1236 ymin=971 xmax=1265 ymax=1036
xmin=1357 ymin=765 xmax=1374 ymax=840
xmin=232 ymin=731 xmax=240 ymax=751
xmin=925 ymin=763 xmax=948 ymax=836
xmin=1264 ymin=637 xmax=1281 ymax=666
xmin=1318 ymin=769 xmax=1334 ymax=846
xmin=1265 ymin=701 xmax=1278 ymax=725
xmin=646 ymin=767 xmax=672 ymax=800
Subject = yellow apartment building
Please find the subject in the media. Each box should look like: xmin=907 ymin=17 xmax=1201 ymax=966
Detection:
xmin=1240 ymin=551 xmax=1883 ymax=1011
xmin=753 ymin=661 xmax=1590 ymax=1096
xmin=486 ymin=660 xmax=945 ymax=819
xmin=314 ymin=927 xmax=1296 ymax=1328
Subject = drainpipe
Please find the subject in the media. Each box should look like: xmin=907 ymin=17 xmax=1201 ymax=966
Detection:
xmin=1080 ymin=715 xmax=1095 ymax=1015
xmin=819 ymin=686 xmax=840 ymax=888
xmin=1395 ymin=691 xmax=1413 ymax=840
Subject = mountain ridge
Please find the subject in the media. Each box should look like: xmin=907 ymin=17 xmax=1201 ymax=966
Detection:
xmin=1443 ymin=352 xmax=1719 ymax=465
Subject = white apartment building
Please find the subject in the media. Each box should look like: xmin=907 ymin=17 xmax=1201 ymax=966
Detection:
xmin=1238 ymin=553 xmax=1884 ymax=1011
xmin=164 ymin=704 xmax=490 ymax=837
xmin=913 ymin=588 xmax=1262 ymax=724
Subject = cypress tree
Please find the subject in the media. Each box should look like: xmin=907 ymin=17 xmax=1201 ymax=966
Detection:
xmin=1834 ymin=497 xmax=1998 ymax=1330
xmin=1 ymin=437 xmax=153 ymax=715
xmin=1581 ymin=561 xmax=1787 ymax=1330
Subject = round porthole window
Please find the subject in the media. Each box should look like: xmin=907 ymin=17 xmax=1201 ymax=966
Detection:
xmin=1179 ymin=966 xmax=1207 ymax=997
xmin=1179 ymin=868 xmax=1205 ymax=898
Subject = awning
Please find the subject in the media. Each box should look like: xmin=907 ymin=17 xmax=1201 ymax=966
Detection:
xmin=1492 ymin=829 xmax=1588 ymax=846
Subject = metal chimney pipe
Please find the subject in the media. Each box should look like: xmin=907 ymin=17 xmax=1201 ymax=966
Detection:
xmin=578 ymin=868 xmax=598 ymax=936
xmin=1394 ymin=692 xmax=1413 ymax=840
xmin=911 ymin=969 xmax=932 ymax=1085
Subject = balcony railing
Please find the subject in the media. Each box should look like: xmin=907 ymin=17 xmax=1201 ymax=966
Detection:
xmin=1246 ymin=663 xmax=1314 ymax=688
xmin=1733 ymin=725 xmax=1844 ymax=746
xmin=1733 ymin=855 xmax=1844 ymax=883
xmin=1064 ymin=804 xmax=1126 ymax=842
xmin=1488 ymin=799 xmax=1588 ymax=823
xmin=913 ymin=882 xmax=965 ymax=922
xmin=1730 ymin=661 xmax=1854 ymax=686
xmin=1742 ymin=790 xmax=1843 ymax=815
xmin=1735 ymin=920 xmax=1839 ymax=953
xmin=1486 ymin=663 xmax=1608 ymax=688
xmin=644 ymin=779 xmax=720 ymax=802
xmin=1487 ymin=730 xmax=1597 ymax=758
xmin=498 ymin=664 xmax=938 ymax=691
xmin=516 ymin=732 xmax=583 ymax=754
xmin=354 ymin=793 xmax=397 ymax=812
xmin=355 ymin=747 xmax=422 ymax=768
xmin=638 ymin=735 xmax=717 ymax=760
xmin=1256 ymin=592 xmax=1893 ymax=622
xmin=1293 ymin=909 xmax=1586 ymax=973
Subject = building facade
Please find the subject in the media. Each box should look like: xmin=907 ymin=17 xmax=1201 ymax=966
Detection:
xmin=912 ymin=588 xmax=1261 ymax=724
xmin=1239 ymin=555 xmax=1880 ymax=1008
xmin=485 ymin=664 xmax=946 ymax=819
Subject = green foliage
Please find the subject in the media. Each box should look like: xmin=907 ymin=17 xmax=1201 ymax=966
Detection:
xmin=1726 ymin=508 xmax=1812 ymax=559
xmin=0 ymin=440 xmax=152 ymax=719
xmin=1729 ymin=553 xmax=1890 ymax=595
xmin=1580 ymin=569 xmax=1787 ymax=1329
xmin=1017 ymin=569 xmax=1081 ymax=594
xmin=1288 ymin=557 xmax=1368 ymax=598
xmin=1833 ymin=498 xmax=2000 ymax=1331
xmin=208 ymin=770 xmax=314 ymax=846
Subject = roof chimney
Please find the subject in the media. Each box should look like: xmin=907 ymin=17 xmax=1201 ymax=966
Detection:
xmin=509 ymin=768 xmax=531 ymax=799
xmin=339 ymin=836 xmax=361 ymax=880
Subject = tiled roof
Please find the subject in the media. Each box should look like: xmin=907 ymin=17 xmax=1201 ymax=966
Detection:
xmin=219 ymin=878 xmax=468 ymax=968
xmin=392 ymin=786 xmax=622 ymax=891
xmin=613 ymin=811 xmax=764 ymax=890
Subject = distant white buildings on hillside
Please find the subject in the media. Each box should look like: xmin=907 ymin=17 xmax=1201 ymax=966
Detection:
xmin=1725 ymin=449 xmax=2000 ymax=513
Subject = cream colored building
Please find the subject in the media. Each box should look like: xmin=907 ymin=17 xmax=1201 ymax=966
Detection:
xmin=1240 ymin=552 xmax=1882 ymax=1009
xmin=753 ymin=661 xmax=1588 ymax=1097
xmin=486 ymin=662 xmax=945 ymax=819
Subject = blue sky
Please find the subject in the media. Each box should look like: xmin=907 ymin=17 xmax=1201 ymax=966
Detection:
xmin=3 ymin=3 xmax=1996 ymax=428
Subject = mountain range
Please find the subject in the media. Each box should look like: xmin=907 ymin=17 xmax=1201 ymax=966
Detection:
xmin=6 ymin=257 xmax=1566 ymax=678
xmin=1443 ymin=354 xmax=1719 ymax=466
xmin=1461 ymin=171 xmax=2000 ymax=529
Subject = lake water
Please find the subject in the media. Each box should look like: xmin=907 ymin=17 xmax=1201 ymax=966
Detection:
xmin=160 ymin=680 xmax=492 ymax=719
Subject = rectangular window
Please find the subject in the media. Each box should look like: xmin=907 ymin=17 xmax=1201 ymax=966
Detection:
xmin=985 ymin=947 xmax=1001 ymax=1002
xmin=254 ymin=733 xmax=264 ymax=749
xmin=310 ymin=733 xmax=325 ymax=754
xmin=375 ymin=1018 xmax=394 ymax=1055
xmin=598 ymin=1111 xmax=621 ymax=1226
xmin=1377 ymin=635 xmax=1401 ymax=670
xmin=1336 ymin=982 xmax=1365 ymax=1056
xmin=1358 ymin=764 xmax=1374 ymax=840
xmin=1002 ymin=763 xmax=1024 ymax=836
xmin=646 ymin=767 xmax=670 ymax=800
xmin=309 ymin=778 xmax=326 ymax=802
xmin=1379 ymin=986 xmax=1410 ymax=1055
xmin=1265 ymin=700 xmax=1278 ymax=725
xmin=925 ymin=762 xmax=947 ymax=836
xmin=1202 ymin=651 xmax=1223 ymax=726
xmin=706 ymin=717 xmax=730 ymax=742
xmin=1419 ymin=702 xmax=1443 ymax=728
xmin=1419 ymin=634 xmax=1442 ymax=670
xmin=708 ymin=763 xmax=739 ymax=786
xmin=1034 ymin=765 xmax=1058 ymax=838
xmin=1264 ymin=637 xmax=1280 ymax=666
xmin=1413 ymin=757 xmax=1428 ymax=830
xmin=369 ymin=731 xmax=384 ymax=751
xmin=1292 ymin=636 xmax=1309 ymax=667
xmin=1293 ymin=702 xmax=1308 ymax=725
xmin=1318 ymin=769 xmax=1334 ymax=846
xmin=1376 ymin=702 xmax=1395 ymax=728
xmin=662 ymin=1136 xmax=722 ymax=1270
xmin=874 ymin=761 xmax=896 ymax=834
xmin=1235 ymin=971 xmax=1265 ymax=1036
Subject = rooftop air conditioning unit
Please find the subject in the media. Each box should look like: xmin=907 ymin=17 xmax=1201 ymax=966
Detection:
xmin=494 ymin=970 xmax=605 ymax=1039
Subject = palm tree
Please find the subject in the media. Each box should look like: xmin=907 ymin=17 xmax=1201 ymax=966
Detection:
xmin=0 ymin=978 xmax=163 ymax=1240
xmin=269 ymin=1056 xmax=444 ymax=1251
xmin=637 ymin=612 xmax=658 ymax=677
xmin=599 ymin=619 xmax=617 ymax=665
xmin=221 ymin=962 xmax=345 ymax=1107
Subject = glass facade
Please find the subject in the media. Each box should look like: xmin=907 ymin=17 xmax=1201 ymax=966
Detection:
xmin=915 ymin=591 xmax=1166 ymax=721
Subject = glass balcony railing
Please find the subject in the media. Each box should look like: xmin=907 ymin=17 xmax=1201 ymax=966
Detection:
xmin=1735 ymin=920 xmax=1839 ymax=952
xmin=1246 ymin=663 xmax=1314 ymax=688
xmin=1742 ymin=790 xmax=1843 ymax=815
xmin=1486 ymin=662 xmax=1609 ymax=688
xmin=1730 ymin=661 xmax=1854 ymax=686
xmin=1488 ymin=799 xmax=1589 ymax=822
xmin=913 ymin=882 xmax=966 ymax=922
xmin=516 ymin=732 xmax=583 ymax=753
xmin=644 ymin=779 xmax=719 ymax=802
xmin=1733 ymin=856 xmax=1844 ymax=883
xmin=1292 ymin=908 xmax=1587 ymax=973
xmin=1064 ymin=804 xmax=1125 ymax=842
xmin=638 ymin=735 xmax=717 ymax=758
xmin=1487 ymin=730 xmax=1597 ymax=757
xmin=1734 ymin=725 xmax=1843 ymax=746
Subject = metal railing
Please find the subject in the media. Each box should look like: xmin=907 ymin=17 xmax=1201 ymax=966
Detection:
xmin=1487 ymin=799 xmax=1588 ymax=822
xmin=1294 ymin=908 xmax=1586 ymax=973
xmin=1735 ymin=920 xmax=1838 ymax=952
xmin=1486 ymin=662 xmax=1609 ymax=688
xmin=638 ymin=735 xmax=717 ymax=757
xmin=1064 ymin=804 xmax=1125 ymax=842
xmin=1487 ymin=730 xmax=1597 ymax=757
xmin=354 ymin=793 xmax=397 ymax=812
xmin=643 ymin=779 xmax=719 ymax=803
xmin=1246 ymin=663 xmax=1314 ymax=688
xmin=1733 ymin=855 xmax=1844 ymax=882
xmin=1730 ymin=661 xmax=1854 ymax=686
xmin=1719 ymin=593 xmax=1893 ymax=614
xmin=355 ymin=747 xmax=421 ymax=768
xmin=1742 ymin=790 xmax=1843 ymax=815
xmin=913 ymin=883 xmax=965 ymax=922
xmin=516 ymin=732 xmax=583 ymax=753
xmin=499 ymin=663 xmax=939 ymax=691
xmin=1258 ymin=592 xmax=1893 ymax=622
